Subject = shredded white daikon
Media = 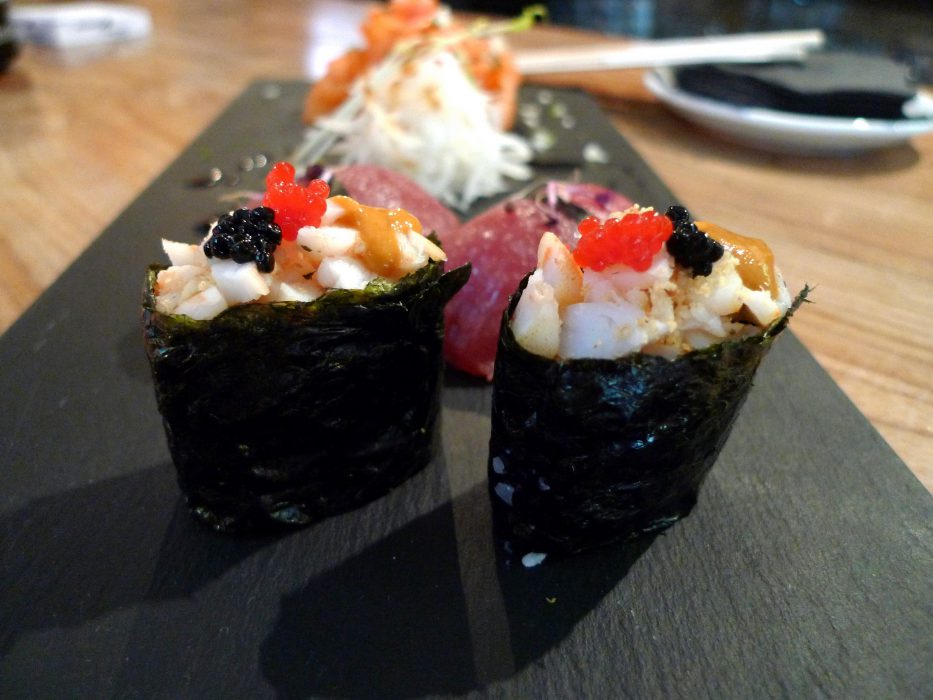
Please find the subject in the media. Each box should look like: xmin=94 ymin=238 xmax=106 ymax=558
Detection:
xmin=298 ymin=44 xmax=533 ymax=211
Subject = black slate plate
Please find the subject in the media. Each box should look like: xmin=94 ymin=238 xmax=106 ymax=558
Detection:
xmin=1 ymin=82 xmax=930 ymax=699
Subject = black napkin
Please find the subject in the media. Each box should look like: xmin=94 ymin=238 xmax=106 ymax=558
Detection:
xmin=674 ymin=50 xmax=916 ymax=120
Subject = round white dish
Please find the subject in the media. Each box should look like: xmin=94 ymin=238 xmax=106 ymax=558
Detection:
xmin=643 ymin=67 xmax=933 ymax=156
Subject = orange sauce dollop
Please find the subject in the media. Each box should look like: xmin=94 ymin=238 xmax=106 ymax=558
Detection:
xmin=695 ymin=221 xmax=778 ymax=300
xmin=329 ymin=195 xmax=422 ymax=278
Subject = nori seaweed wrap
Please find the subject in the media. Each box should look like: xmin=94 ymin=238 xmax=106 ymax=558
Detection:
xmin=488 ymin=262 xmax=807 ymax=560
xmin=143 ymin=259 xmax=470 ymax=533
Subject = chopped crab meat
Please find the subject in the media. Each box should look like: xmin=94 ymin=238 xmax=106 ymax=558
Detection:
xmin=299 ymin=210 xmax=444 ymax=281
xmin=209 ymin=259 xmax=270 ymax=304
xmin=676 ymin=302 xmax=731 ymax=338
xmin=675 ymin=256 xmax=744 ymax=317
xmin=601 ymin=250 xmax=674 ymax=293
xmin=510 ymin=224 xmax=792 ymax=361
xmin=559 ymin=300 xmax=647 ymax=359
xmin=511 ymin=271 xmax=561 ymax=358
xmin=174 ymin=285 xmax=228 ymax=320
xmin=272 ymin=240 xmax=318 ymax=280
xmin=162 ymin=239 xmax=206 ymax=267
xmin=154 ymin=264 xmax=213 ymax=314
xmin=581 ymin=268 xmax=623 ymax=304
xmin=266 ymin=278 xmax=325 ymax=303
xmin=154 ymin=194 xmax=447 ymax=320
xmin=740 ymin=288 xmax=783 ymax=326
xmin=406 ymin=229 xmax=447 ymax=263
xmin=682 ymin=329 xmax=724 ymax=350
xmin=537 ymin=231 xmax=582 ymax=307
xmin=396 ymin=229 xmax=446 ymax=276
xmin=315 ymin=255 xmax=379 ymax=289
xmin=297 ymin=225 xmax=360 ymax=260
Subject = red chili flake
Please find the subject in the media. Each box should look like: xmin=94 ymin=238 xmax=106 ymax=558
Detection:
xmin=262 ymin=161 xmax=330 ymax=241
xmin=573 ymin=210 xmax=673 ymax=272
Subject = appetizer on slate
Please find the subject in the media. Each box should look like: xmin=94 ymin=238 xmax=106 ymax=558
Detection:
xmin=143 ymin=162 xmax=469 ymax=532
xmin=488 ymin=205 xmax=806 ymax=563
xmin=297 ymin=0 xmax=539 ymax=210
xmin=304 ymin=0 xmax=521 ymax=130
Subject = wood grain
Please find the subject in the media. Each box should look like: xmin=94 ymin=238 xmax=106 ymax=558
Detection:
xmin=0 ymin=1 xmax=930 ymax=490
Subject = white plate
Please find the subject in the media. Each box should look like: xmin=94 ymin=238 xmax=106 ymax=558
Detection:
xmin=644 ymin=67 xmax=933 ymax=155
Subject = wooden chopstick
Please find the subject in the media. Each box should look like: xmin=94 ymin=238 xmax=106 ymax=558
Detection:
xmin=514 ymin=29 xmax=826 ymax=74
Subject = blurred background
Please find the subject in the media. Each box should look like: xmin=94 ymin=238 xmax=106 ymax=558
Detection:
xmin=449 ymin=0 xmax=932 ymax=82
xmin=2 ymin=1 xmax=930 ymax=81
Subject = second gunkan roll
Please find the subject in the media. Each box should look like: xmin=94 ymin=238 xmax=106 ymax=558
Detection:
xmin=488 ymin=205 xmax=806 ymax=562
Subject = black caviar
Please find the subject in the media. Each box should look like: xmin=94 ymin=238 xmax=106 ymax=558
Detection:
xmin=203 ymin=207 xmax=282 ymax=273
xmin=664 ymin=205 xmax=724 ymax=277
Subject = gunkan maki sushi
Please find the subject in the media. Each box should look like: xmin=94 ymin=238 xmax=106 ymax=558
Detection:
xmin=488 ymin=205 xmax=806 ymax=563
xmin=143 ymin=162 xmax=470 ymax=532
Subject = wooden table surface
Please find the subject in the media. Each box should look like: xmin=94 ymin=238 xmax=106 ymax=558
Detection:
xmin=1 ymin=0 xmax=930 ymax=491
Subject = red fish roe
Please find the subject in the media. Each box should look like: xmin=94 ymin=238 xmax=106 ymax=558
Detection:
xmin=262 ymin=162 xmax=330 ymax=241
xmin=573 ymin=210 xmax=674 ymax=272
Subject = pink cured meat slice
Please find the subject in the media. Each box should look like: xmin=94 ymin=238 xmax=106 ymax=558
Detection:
xmin=333 ymin=164 xmax=460 ymax=243
xmin=443 ymin=198 xmax=580 ymax=381
xmin=444 ymin=184 xmax=634 ymax=381
xmin=330 ymin=167 xmax=636 ymax=381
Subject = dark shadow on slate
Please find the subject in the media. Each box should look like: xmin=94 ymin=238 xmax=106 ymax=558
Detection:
xmin=140 ymin=495 xmax=290 ymax=595
xmin=494 ymin=524 xmax=657 ymax=675
xmin=258 ymin=484 xmax=656 ymax=698
xmin=0 ymin=464 xmax=278 ymax=656
xmin=259 ymin=498 xmax=477 ymax=699
xmin=445 ymin=481 xmax=661 ymax=686
xmin=252 ymin=476 xmax=659 ymax=698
